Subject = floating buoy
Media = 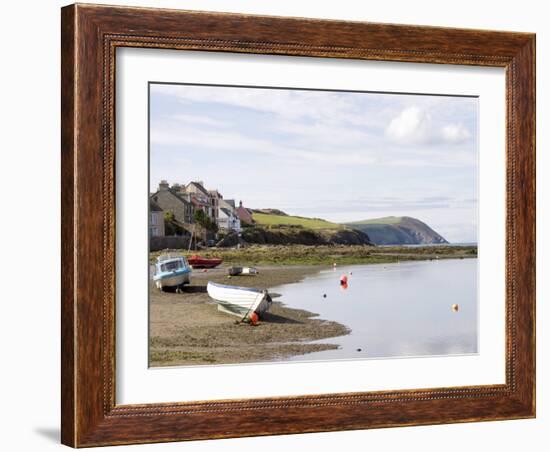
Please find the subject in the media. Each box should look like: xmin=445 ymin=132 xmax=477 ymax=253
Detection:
xmin=323 ymin=294 xmax=327 ymax=298
xmin=356 ymin=348 xmax=362 ymax=352
xmin=451 ymin=304 xmax=459 ymax=312
xmin=249 ymin=312 xmax=259 ymax=325
xmin=349 ymin=271 xmax=353 ymax=276
xmin=340 ymin=275 xmax=348 ymax=285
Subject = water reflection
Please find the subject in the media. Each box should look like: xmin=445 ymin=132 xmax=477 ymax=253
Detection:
xmin=274 ymin=259 xmax=478 ymax=362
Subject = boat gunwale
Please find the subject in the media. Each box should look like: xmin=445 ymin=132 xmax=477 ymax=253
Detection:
xmin=207 ymin=281 xmax=264 ymax=294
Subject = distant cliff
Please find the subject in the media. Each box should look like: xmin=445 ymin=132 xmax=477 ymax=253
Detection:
xmin=344 ymin=216 xmax=448 ymax=245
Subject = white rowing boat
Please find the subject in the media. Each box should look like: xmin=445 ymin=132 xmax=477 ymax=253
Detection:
xmin=206 ymin=281 xmax=272 ymax=320
xmin=227 ymin=266 xmax=259 ymax=276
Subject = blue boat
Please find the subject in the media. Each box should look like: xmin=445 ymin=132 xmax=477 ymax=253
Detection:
xmin=153 ymin=254 xmax=192 ymax=292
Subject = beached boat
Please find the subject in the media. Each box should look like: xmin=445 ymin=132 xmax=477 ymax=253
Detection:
xmin=206 ymin=281 xmax=272 ymax=320
xmin=227 ymin=266 xmax=259 ymax=276
xmin=188 ymin=255 xmax=223 ymax=269
xmin=153 ymin=254 xmax=191 ymax=291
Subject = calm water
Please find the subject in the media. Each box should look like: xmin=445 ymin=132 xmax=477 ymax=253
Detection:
xmin=274 ymin=258 xmax=478 ymax=362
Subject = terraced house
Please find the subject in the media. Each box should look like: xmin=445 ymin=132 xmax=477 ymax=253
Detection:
xmin=150 ymin=180 xmax=194 ymax=227
xmin=150 ymin=180 xmax=245 ymax=235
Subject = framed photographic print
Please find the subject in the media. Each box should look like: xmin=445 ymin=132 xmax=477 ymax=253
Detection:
xmin=61 ymin=3 xmax=536 ymax=447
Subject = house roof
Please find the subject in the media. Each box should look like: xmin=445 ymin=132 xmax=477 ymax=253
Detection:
xmin=237 ymin=205 xmax=254 ymax=223
xmin=224 ymin=199 xmax=236 ymax=208
xmin=219 ymin=207 xmax=233 ymax=218
xmin=187 ymin=181 xmax=209 ymax=196
xmin=219 ymin=199 xmax=236 ymax=211
xmin=151 ymin=189 xmax=191 ymax=206
xmin=149 ymin=199 xmax=163 ymax=212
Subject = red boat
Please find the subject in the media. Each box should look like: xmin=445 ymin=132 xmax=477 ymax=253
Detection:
xmin=187 ymin=255 xmax=223 ymax=269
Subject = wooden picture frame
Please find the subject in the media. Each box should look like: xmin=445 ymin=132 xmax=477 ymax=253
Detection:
xmin=61 ymin=3 xmax=535 ymax=447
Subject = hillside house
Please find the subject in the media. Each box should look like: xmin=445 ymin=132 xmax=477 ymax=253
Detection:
xmin=149 ymin=199 xmax=165 ymax=237
xmin=217 ymin=198 xmax=241 ymax=232
xmin=218 ymin=208 xmax=241 ymax=232
xmin=151 ymin=180 xmax=194 ymax=227
xmin=208 ymin=189 xmax=222 ymax=223
xmin=185 ymin=181 xmax=215 ymax=219
xmin=236 ymin=200 xmax=254 ymax=225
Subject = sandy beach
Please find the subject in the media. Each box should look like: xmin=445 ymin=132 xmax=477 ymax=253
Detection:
xmin=149 ymin=264 xmax=350 ymax=367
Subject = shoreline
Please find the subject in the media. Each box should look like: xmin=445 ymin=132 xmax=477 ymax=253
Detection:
xmin=149 ymin=264 xmax=350 ymax=367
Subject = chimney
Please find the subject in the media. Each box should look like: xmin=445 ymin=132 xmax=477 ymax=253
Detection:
xmin=159 ymin=180 xmax=169 ymax=191
xmin=239 ymin=200 xmax=243 ymax=208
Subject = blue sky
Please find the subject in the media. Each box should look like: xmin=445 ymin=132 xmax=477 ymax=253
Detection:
xmin=150 ymin=83 xmax=478 ymax=243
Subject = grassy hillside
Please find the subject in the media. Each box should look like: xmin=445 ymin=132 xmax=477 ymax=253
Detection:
xmin=350 ymin=216 xmax=403 ymax=225
xmin=252 ymin=212 xmax=342 ymax=230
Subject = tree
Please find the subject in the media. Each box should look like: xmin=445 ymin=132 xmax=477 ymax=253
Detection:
xmin=164 ymin=211 xmax=184 ymax=236
xmin=194 ymin=210 xmax=218 ymax=241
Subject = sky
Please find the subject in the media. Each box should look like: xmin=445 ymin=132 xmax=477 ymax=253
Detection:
xmin=149 ymin=83 xmax=478 ymax=243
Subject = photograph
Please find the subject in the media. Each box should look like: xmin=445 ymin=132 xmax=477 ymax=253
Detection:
xmin=148 ymin=82 xmax=479 ymax=367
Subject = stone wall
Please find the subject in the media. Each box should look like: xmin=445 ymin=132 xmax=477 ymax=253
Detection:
xmin=150 ymin=236 xmax=191 ymax=252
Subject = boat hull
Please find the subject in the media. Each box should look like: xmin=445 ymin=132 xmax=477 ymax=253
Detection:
xmin=207 ymin=282 xmax=271 ymax=319
xmin=228 ymin=266 xmax=259 ymax=276
xmin=188 ymin=257 xmax=223 ymax=269
xmin=153 ymin=271 xmax=190 ymax=290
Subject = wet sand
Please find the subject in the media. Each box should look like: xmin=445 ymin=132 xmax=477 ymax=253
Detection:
xmin=149 ymin=265 xmax=350 ymax=367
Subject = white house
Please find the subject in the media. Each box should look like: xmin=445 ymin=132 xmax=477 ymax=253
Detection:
xmin=217 ymin=204 xmax=241 ymax=232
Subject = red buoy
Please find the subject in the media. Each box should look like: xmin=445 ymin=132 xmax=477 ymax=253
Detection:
xmin=340 ymin=275 xmax=348 ymax=285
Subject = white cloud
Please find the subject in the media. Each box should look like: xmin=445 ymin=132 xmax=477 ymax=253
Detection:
xmin=385 ymin=107 xmax=432 ymax=144
xmin=441 ymin=124 xmax=471 ymax=143
xmin=386 ymin=106 xmax=472 ymax=145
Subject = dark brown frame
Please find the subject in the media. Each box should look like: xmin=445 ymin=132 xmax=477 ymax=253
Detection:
xmin=61 ymin=3 xmax=536 ymax=447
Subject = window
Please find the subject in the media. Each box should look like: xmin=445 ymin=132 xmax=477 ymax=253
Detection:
xmin=160 ymin=260 xmax=183 ymax=272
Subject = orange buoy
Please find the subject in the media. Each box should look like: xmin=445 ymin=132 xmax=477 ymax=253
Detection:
xmin=249 ymin=312 xmax=259 ymax=325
